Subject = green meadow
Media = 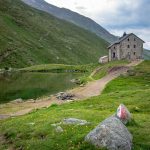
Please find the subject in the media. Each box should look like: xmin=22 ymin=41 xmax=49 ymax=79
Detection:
xmin=0 ymin=61 xmax=149 ymax=150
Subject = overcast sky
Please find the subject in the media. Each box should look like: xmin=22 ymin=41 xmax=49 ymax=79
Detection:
xmin=45 ymin=0 xmax=150 ymax=49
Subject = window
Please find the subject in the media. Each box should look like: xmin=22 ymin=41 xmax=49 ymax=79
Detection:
xmin=134 ymin=38 xmax=136 ymax=41
xmin=113 ymin=52 xmax=116 ymax=58
xmin=134 ymin=52 xmax=136 ymax=55
xmin=134 ymin=45 xmax=136 ymax=48
xmin=114 ymin=46 xmax=116 ymax=49
xmin=127 ymin=45 xmax=130 ymax=48
xmin=128 ymin=38 xmax=129 ymax=41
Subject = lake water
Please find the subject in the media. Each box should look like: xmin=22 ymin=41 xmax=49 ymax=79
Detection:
xmin=0 ymin=72 xmax=81 ymax=104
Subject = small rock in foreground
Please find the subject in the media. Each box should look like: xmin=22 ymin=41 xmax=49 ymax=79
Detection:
xmin=63 ymin=118 xmax=89 ymax=125
xmin=116 ymin=104 xmax=131 ymax=124
xmin=55 ymin=126 xmax=63 ymax=133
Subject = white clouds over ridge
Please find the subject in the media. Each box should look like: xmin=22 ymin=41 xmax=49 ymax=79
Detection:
xmin=45 ymin=0 xmax=150 ymax=49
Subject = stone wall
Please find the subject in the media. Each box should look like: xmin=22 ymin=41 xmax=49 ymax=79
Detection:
xmin=109 ymin=34 xmax=143 ymax=61
xmin=120 ymin=34 xmax=143 ymax=60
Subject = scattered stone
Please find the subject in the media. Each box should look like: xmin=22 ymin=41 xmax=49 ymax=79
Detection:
xmin=51 ymin=124 xmax=57 ymax=127
xmin=63 ymin=118 xmax=89 ymax=125
xmin=28 ymin=122 xmax=35 ymax=125
xmin=80 ymin=84 xmax=85 ymax=87
xmin=51 ymin=122 xmax=62 ymax=127
xmin=85 ymin=116 xmax=132 ymax=150
xmin=116 ymin=104 xmax=131 ymax=124
xmin=55 ymin=126 xmax=63 ymax=133
xmin=70 ymin=79 xmax=81 ymax=84
xmin=11 ymin=98 xmax=23 ymax=103
xmin=27 ymin=99 xmax=35 ymax=103
xmin=55 ymin=92 xmax=75 ymax=100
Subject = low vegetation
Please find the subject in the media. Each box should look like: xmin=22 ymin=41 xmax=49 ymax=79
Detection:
xmin=91 ymin=60 xmax=128 ymax=80
xmin=20 ymin=64 xmax=99 ymax=73
xmin=0 ymin=61 xmax=149 ymax=150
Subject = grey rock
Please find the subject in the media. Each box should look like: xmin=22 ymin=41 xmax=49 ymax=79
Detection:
xmin=85 ymin=116 xmax=132 ymax=150
xmin=56 ymin=92 xmax=75 ymax=100
xmin=70 ymin=79 xmax=81 ymax=84
xmin=55 ymin=126 xmax=63 ymax=133
xmin=12 ymin=98 xmax=23 ymax=103
xmin=63 ymin=118 xmax=89 ymax=125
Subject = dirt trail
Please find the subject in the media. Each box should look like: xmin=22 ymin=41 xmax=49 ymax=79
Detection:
xmin=71 ymin=60 xmax=142 ymax=99
xmin=0 ymin=60 xmax=142 ymax=120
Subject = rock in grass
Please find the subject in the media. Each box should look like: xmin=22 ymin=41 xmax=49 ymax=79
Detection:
xmin=85 ymin=116 xmax=132 ymax=150
xmin=55 ymin=92 xmax=75 ymax=100
xmin=63 ymin=118 xmax=89 ymax=125
xmin=55 ymin=126 xmax=63 ymax=133
xmin=11 ymin=98 xmax=23 ymax=103
xmin=116 ymin=104 xmax=131 ymax=125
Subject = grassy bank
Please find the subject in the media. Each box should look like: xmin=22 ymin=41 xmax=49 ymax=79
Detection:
xmin=20 ymin=64 xmax=99 ymax=73
xmin=91 ymin=60 xmax=128 ymax=80
xmin=0 ymin=61 xmax=149 ymax=149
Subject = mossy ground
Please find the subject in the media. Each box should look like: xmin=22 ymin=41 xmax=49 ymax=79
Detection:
xmin=0 ymin=61 xmax=149 ymax=150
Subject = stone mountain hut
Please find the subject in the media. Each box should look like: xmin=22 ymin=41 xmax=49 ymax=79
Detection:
xmin=108 ymin=32 xmax=145 ymax=61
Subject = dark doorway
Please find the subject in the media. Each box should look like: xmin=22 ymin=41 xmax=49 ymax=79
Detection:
xmin=113 ymin=52 xmax=116 ymax=58
xmin=128 ymin=52 xmax=131 ymax=59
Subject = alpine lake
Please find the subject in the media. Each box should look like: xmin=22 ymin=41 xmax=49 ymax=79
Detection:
xmin=0 ymin=71 xmax=82 ymax=104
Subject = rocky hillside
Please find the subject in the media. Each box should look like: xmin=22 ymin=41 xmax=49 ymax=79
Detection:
xmin=143 ymin=49 xmax=150 ymax=60
xmin=21 ymin=0 xmax=118 ymax=43
xmin=0 ymin=0 xmax=108 ymax=68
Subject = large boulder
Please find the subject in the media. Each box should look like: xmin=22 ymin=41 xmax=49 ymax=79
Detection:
xmin=116 ymin=104 xmax=131 ymax=124
xmin=85 ymin=116 xmax=132 ymax=150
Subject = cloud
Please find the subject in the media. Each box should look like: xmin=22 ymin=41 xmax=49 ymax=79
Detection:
xmin=75 ymin=6 xmax=86 ymax=11
xmin=45 ymin=0 xmax=150 ymax=49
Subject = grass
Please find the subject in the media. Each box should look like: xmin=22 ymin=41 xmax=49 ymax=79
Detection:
xmin=92 ymin=60 xmax=128 ymax=80
xmin=0 ymin=0 xmax=108 ymax=68
xmin=0 ymin=61 xmax=149 ymax=150
xmin=20 ymin=63 xmax=99 ymax=73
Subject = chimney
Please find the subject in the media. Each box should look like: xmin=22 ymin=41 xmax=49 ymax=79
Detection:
xmin=123 ymin=32 xmax=127 ymax=37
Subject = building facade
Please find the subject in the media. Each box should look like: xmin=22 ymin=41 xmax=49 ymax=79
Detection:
xmin=108 ymin=33 xmax=145 ymax=61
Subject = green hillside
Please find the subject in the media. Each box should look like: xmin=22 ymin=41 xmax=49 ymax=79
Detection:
xmin=0 ymin=0 xmax=108 ymax=68
xmin=143 ymin=49 xmax=150 ymax=60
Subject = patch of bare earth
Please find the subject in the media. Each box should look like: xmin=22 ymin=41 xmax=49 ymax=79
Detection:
xmin=0 ymin=60 xmax=143 ymax=119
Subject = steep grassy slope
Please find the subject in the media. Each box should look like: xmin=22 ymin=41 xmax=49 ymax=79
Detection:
xmin=143 ymin=49 xmax=150 ymax=60
xmin=0 ymin=0 xmax=108 ymax=68
xmin=22 ymin=0 xmax=118 ymax=43
xmin=0 ymin=61 xmax=149 ymax=150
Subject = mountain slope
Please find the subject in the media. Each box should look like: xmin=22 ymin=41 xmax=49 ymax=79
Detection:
xmin=0 ymin=0 xmax=108 ymax=68
xmin=143 ymin=49 xmax=150 ymax=60
xmin=21 ymin=0 xmax=118 ymax=43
